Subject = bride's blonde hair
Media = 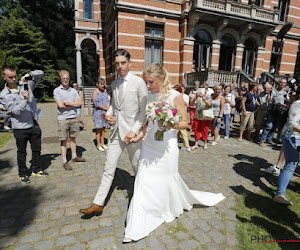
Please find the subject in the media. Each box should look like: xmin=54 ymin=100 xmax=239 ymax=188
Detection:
xmin=143 ymin=63 xmax=172 ymax=101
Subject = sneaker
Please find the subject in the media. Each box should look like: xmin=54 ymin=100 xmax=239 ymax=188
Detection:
xmin=63 ymin=162 xmax=73 ymax=171
xmin=203 ymin=144 xmax=208 ymax=150
xmin=191 ymin=145 xmax=198 ymax=150
xmin=186 ymin=147 xmax=191 ymax=152
xmin=32 ymin=170 xmax=48 ymax=177
xmin=267 ymin=141 xmax=276 ymax=145
xmin=216 ymin=136 xmax=220 ymax=141
xmin=72 ymin=156 xmax=86 ymax=162
xmin=264 ymin=166 xmax=280 ymax=176
xmin=259 ymin=142 xmax=266 ymax=147
xmin=20 ymin=176 xmax=30 ymax=184
xmin=211 ymin=141 xmax=218 ymax=146
xmin=102 ymin=145 xmax=107 ymax=150
xmin=237 ymin=138 xmax=242 ymax=142
xmin=273 ymin=195 xmax=293 ymax=205
xmin=4 ymin=125 xmax=11 ymax=130
xmin=97 ymin=146 xmax=105 ymax=152
xmin=224 ymin=136 xmax=229 ymax=139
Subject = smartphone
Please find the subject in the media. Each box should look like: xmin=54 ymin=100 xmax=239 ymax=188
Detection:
xmin=24 ymin=84 xmax=28 ymax=91
xmin=24 ymin=75 xmax=33 ymax=81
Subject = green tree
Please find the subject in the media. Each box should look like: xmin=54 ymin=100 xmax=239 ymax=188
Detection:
xmin=18 ymin=0 xmax=76 ymax=82
xmin=0 ymin=1 xmax=58 ymax=99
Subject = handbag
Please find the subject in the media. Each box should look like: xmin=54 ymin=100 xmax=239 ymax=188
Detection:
xmin=201 ymin=107 xmax=214 ymax=120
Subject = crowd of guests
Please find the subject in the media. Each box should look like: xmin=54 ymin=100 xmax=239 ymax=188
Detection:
xmin=0 ymin=60 xmax=299 ymax=206
xmin=185 ymin=79 xmax=291 ymax=150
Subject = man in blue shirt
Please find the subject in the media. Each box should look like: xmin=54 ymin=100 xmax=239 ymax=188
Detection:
xmin=53 ymin=70 xmax=86 ymax=171
xmin=0 ymin=65 xmax=48 ymax=183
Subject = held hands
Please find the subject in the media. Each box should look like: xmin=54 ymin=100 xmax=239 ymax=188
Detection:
xmin=106 ymin=115 xmax=116 ymax=126
xmin=124 ymin=131 xmax=136 ymax=145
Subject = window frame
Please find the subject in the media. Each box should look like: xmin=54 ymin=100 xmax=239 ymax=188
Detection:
xmin=83 ymin=0 xmax=93 ymax=20
xmin=144 ymin=22 xmax=165 ymax=68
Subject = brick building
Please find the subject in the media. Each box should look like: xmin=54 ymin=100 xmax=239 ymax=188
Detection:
xmin=74 ymin=0 xmax=300 ymax=87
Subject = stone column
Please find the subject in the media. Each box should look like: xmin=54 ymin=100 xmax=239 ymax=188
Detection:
xmin=254 ymin=47 xmax=265 ymax=80
xmin=211 ymin=40 xmax=221 ymax=71
xmin=179 ymin=37 xmax=195 ymax=85
xmin=234 ymin=43 xmax=245 ymax=72
xmin=76 ymin=46 xmax=82 ymax=87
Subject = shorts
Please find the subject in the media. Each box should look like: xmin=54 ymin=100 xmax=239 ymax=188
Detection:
xmin=211 ymin=116 xmax=221 ymax=126
xmin=240 ymin=111 xmax=255 ymax=131
xmin=57 ymin=118 xmax=79 ymax=140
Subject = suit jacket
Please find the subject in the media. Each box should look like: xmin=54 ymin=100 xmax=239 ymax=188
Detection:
xmin=107 ymin=72 xmax=148 ymax=140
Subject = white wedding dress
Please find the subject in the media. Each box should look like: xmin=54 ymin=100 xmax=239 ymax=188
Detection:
xmin=124 ymin=89 xmax=225 ymax=241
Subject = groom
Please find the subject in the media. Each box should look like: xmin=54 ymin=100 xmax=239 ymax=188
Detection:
xmin=80 ymin=49 xmax=148 ymax=215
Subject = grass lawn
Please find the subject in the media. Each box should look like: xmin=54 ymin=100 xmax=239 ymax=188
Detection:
xmin=234 ymin=175 xmax=300 ymax=249
xmin=0 ymin=132 xmax=13 ymax=148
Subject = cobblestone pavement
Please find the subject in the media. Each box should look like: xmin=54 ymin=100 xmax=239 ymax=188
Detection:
xmin=0 ymin=103 xmax=280 ymax=249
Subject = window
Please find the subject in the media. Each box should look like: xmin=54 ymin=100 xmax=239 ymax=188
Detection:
xmin=145 ymin=23 xmax=164 ymax=68
xmin=84 ymin=0 xmax=93 ymax=19
xmin=248 ymin=0 xmax=263 ymax=7
xmin=219 ymin=34 xmax=236 ymax=72
xmin=278 ymin=0 xmax=289 ymax=22
xmin=242 ymin=38 xmax=257 ymax=76
xmin=270 ymin=41 xmax=282 ymax=74
xmin=193 ymin=30 xmax=212 ymax=71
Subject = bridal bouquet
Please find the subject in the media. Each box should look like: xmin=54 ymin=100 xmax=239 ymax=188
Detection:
xmin=146 ymin=100 xmax=181 ymax=141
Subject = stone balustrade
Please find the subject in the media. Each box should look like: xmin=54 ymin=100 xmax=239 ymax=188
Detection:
xmin=191 ymin=0 xmax=278 ymax=23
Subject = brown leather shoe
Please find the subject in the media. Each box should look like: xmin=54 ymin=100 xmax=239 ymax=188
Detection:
xmin=63 ymin=162 xmax=72 ymax=171
xmin=80 ymin=204 xmax=103 ymax=216
xmin=72 ymin=156 xmax=86 ymax=162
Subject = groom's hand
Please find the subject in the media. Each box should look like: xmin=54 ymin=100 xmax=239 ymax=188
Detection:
xmin=106 ymin=115 xmax=116 ymax=126
xmin=124 ymin=131 xmax=136 ymax=144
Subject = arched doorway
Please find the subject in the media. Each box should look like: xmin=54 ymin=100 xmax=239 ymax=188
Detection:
xmin=242 ymin=38 xmax=257 ymax=76
xmin=193 ymin=30 xmax=212 ymax=71
xmin=81 ymin=38 xmax=99 ymax=86
xmin=219 ymin=34 xmax=236 ymax=71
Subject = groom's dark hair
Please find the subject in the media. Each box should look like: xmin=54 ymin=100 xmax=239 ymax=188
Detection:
xmin=113 ymin=49 xmax=131 ymax=61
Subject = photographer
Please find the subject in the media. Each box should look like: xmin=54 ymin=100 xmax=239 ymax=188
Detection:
xmin=273 ymin=87 xmax=300 ymax=205
xmin=0 ymin=66 xmax=48 ymax=184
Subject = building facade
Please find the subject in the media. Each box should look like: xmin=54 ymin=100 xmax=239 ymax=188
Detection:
xmin=74 ymin=0 xmax=300 ymax=87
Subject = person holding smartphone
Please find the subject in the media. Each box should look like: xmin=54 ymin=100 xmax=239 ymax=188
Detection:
xmin=0 ymin=65 xmax=47 ymax=184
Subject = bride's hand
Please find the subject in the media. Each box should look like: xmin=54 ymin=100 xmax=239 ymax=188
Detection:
xmin=129 ymin=136 xmax=140 ymax=143
xmin=158 ymin=121 xmax=173 ymax=131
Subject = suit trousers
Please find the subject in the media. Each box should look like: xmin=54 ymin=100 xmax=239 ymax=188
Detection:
xmin=93 ymin=131 xmax=142 ymax=206
xmin=13 ymin=123 xmax=42 ymax=177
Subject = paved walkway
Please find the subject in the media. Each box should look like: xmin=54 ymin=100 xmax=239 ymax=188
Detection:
xmin=0 ymin=103 xmax=280 ymax=249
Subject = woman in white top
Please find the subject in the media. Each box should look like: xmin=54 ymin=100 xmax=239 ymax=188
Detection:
xmin=222 ymin=85 xmax=235 ymax=139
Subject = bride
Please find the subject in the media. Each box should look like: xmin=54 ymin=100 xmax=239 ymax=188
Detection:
xmin=123 ymin=63 xmax=225 ymax=243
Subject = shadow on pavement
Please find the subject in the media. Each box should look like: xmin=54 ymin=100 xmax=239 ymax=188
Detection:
xmin=0 ymin=157 xmax=44 ymax=242
xmin=0 ymin=149 xmax=13 ymax=174
xmin=40 ymin=153 xmax=60 ymax=171
xmin=66 ymin=145 xmax=86 ymax=160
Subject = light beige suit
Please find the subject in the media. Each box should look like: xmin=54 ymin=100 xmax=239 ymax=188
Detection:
xmin=93 ymin=72 xmax=148 ymax=206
